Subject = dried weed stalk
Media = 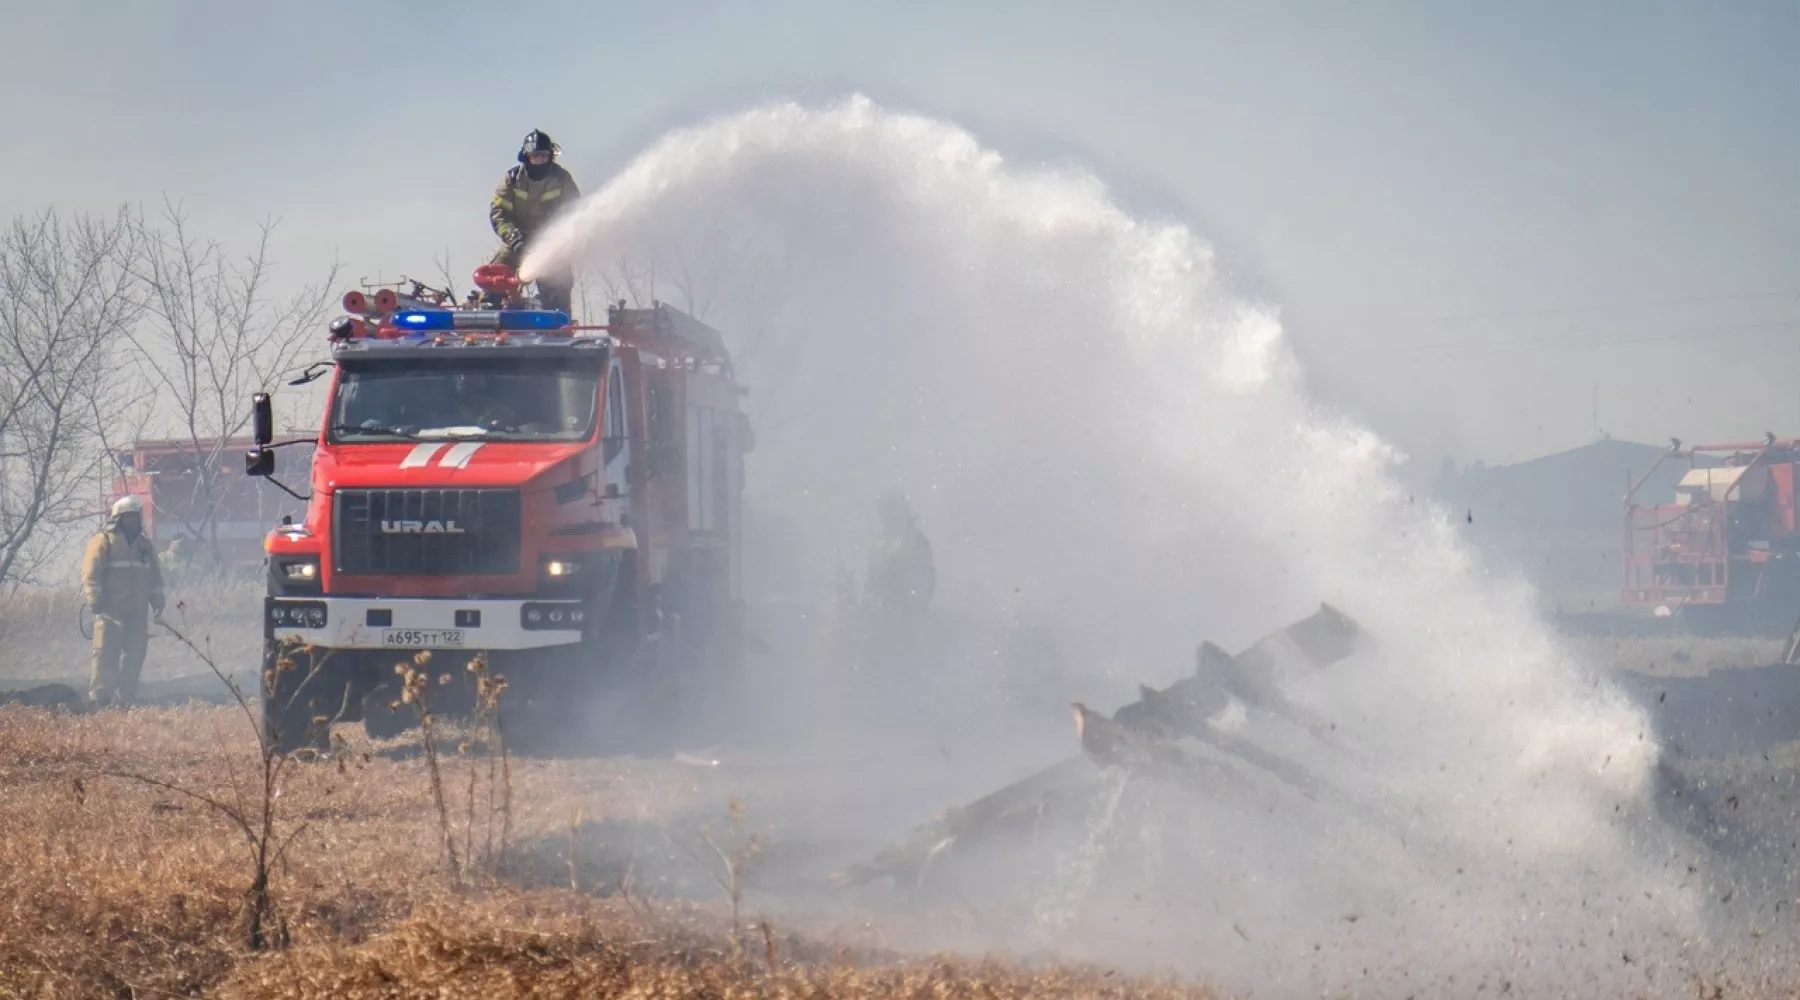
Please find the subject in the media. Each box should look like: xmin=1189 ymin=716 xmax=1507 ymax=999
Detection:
xmin=674 ymin=796 xmax=766 ymax=960
xmin=396 ymin=652 xmax=459 ymax=877
xmin=394 ymin=650 xmax=514 ymax=886
xmin=472 ymin=652 xmax=513 ymax=875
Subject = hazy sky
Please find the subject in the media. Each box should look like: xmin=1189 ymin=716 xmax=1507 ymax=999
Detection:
xmin=4 ymin=0 xmax=1794 ymax=468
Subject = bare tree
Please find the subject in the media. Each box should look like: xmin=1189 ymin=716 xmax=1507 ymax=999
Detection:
xmin=127 ymin=199 xmax=341 ymax=563
xmin=583 ymin=252 xmax=661 ymax=316
xmin=0 ymin=206 xmax=144 ymax=590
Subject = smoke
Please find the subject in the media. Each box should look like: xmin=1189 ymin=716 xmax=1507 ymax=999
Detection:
xmin=522 ymin=96 xmax=1728 ymax=994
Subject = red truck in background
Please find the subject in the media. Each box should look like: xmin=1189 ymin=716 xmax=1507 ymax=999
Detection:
xmin=1622 ymin=436 xmax=1800 ymax=634
xmin=110 ymin=435 xmax=314 ymax=578
xmin=245 ymin=268 xmax=752 ymax=753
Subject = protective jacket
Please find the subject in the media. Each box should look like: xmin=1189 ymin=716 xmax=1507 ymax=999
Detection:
xmin=489 ymin=162 xmax=580 ymax=249
xmin=82 ymin=525 xmax=165 ymax=616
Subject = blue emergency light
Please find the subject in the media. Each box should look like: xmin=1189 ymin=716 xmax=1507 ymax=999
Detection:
xmin=389 ymin=308 xmax=571 ymax=333
xmin=392 ymin=309 xmax=456 ymax=331
xmin=494 ymin=309 xmax=572 ymax=330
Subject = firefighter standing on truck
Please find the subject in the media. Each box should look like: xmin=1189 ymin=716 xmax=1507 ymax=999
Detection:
xmin=489 ymin=129 xmax=579 ymax=314
xmin=82 ymin=495 xmax=165 ymax=707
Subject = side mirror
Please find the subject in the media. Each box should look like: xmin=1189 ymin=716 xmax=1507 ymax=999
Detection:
xmin=246 ymin=448 xmax=275 ymax=478
xmin=252 ymin=393 xmax=273 ymax=446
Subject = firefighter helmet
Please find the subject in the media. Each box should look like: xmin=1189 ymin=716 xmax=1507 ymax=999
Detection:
xmin=519 ymin=129 xmax=559 ymax=162
xmin=110 ymin=495 xmax=144 ymax=518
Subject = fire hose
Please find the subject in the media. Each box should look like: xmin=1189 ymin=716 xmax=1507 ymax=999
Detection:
xmin=75 ymin=604 xmax=165 ymax=641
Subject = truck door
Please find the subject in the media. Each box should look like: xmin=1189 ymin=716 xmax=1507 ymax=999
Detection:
xmin=602 ymin=355 xmax=632 ymax=518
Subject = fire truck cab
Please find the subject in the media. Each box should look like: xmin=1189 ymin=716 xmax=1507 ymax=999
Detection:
xmin=246 ymin=275 xmax=750 ymax=753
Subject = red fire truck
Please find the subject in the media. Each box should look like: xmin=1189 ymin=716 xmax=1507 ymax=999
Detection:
xmin=245 ymin=267 xmax=751 ymax=753
xmin=1621 ymin=436 xmax=1800 ymax=633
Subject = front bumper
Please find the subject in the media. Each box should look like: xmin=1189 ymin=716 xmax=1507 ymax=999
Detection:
xmin=266 ymin=596 xmax=586 ymax=651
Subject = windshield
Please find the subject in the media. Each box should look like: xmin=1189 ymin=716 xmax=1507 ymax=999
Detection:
xmin=329 ymin=356 xmax=603 ymax=442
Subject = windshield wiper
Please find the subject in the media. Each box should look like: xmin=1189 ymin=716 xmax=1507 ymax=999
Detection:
xmin=331 ymin=422 xmax=420 ymax=440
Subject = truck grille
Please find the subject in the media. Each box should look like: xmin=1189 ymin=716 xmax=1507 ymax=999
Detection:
xmin=333 ymin=488 xmax=522 ymax=576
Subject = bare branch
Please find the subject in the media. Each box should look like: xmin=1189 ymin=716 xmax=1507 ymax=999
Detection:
xmin=122 ymin=200 xmax=339 ymax=563
xmin=0 ymin=205 xmax=143 ymax=590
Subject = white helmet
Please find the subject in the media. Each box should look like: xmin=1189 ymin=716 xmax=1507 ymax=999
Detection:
xmin=110 ymin=495 xmax=144 ymax=518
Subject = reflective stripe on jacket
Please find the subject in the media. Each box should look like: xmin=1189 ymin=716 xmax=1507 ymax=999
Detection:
xmin=490 ymin=163 xmax=579 ymax=244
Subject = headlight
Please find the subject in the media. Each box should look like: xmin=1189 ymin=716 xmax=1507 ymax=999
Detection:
xmin=281 ymin=559 xmax=319 ymax=582
xmin=543 ymin=558 xmax=581 ymax=578
xmin=538 ymin=554 xmax=592 ymax=597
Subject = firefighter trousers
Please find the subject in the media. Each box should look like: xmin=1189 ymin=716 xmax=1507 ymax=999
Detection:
xmin=89 ymin=610 xmax=149 ymax=706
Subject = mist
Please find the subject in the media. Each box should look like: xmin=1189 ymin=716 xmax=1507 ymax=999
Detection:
xmin=0 ymin=4 xmax=1795 ymax=997
xmin=512 ymin=95 xmax=1745 ymax=996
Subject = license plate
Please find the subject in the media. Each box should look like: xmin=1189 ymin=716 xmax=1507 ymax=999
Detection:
xmin=381 ymin=629 xmax=465 ymax=648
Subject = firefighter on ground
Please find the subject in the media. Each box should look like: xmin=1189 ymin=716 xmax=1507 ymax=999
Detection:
xmin=488 ymin=129 xmax=579 ymax=314
xmin=82 ymin=495 xmax=165 ymax=707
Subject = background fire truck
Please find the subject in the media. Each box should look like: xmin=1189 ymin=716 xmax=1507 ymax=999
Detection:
xmin=110 ymin=435 xmax=314 ymax=580
xmin=1621 ymin=436 xmax=1800 ymax=634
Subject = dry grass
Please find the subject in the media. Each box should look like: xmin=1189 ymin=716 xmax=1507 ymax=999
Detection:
xmin=0 ymin=580 xmax=264 ymax=687
xmin=8 ymin=582 xmax=1780 ymax=998
xmin=0 ymin=703 xmax=1214 ymax=999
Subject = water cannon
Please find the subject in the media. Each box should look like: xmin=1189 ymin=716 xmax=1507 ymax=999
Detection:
xmin=473 ymin=263 xmax=523 ymax=299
